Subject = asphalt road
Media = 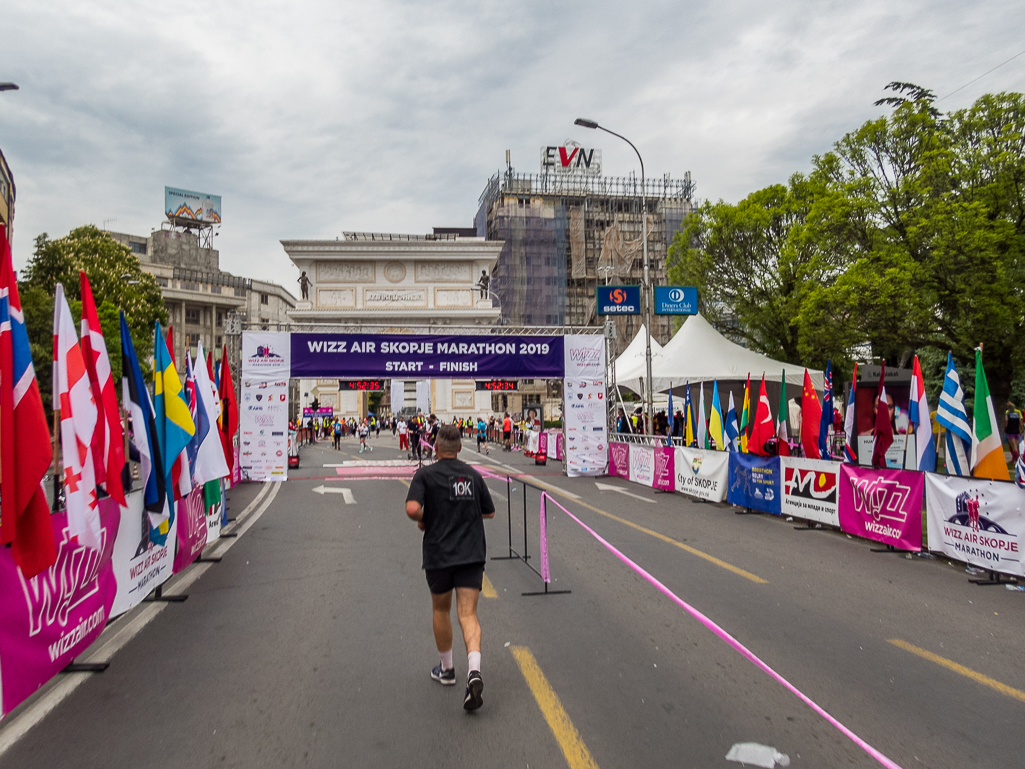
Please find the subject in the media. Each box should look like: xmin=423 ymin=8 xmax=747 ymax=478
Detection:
xmin=2 ymin=431 xmax=1024 ymax=768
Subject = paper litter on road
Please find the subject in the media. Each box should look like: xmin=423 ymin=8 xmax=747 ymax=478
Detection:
xmin=725 ymin=742 xmax=790 ymax=768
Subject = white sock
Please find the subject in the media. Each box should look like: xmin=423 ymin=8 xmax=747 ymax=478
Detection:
xmin=440 ymin=649 xmax=453 ymax=671
xmin=468 ymin=651 xmax=481 ymax=674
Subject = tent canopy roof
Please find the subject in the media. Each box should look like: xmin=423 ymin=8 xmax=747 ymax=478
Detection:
xmin=612 ymin=324 xmax=663 ymax=392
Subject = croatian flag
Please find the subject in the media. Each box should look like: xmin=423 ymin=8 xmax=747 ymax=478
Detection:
xmin=843 ymin=363 xmax=858 ymax=463
xmin=908 ymin=355 xmax=936 ymax=472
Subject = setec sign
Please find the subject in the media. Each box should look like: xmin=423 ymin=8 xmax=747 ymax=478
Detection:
xmin=541 ymin=142 xmax=602 ymax=176
xmin=596 ymin=285 xmax=640 ymax=315
xmin=654 ymin=286 xmax=698 ymax=315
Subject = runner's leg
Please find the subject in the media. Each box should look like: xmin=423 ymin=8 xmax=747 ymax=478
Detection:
xmin=455 ymin=586 xmax=481 ymax=655
xmin=432 ymin=591 xmax=454 ymax=656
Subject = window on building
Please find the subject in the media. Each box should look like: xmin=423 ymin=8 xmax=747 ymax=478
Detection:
xmin=216 ymin=336 xmax=222 ymax=348
xmin=156 ymin=277 xmax=168 ymax=287
xmin=260 ymin=293 xmax=269 ymax=305
xmin=185 ymin=307 xmax=200 ymax=324
xmin=182 ymin=281 xmax=200 ymax=292
xmin=234 ymin=288 xmax=246 ymax=297
xmin=130 ymin=242 xmax=147 ymax=255
xmin=210 ymin=285 xmax=221 ymax=294
xmin=216 ymin=311 xmax=223 ymax=327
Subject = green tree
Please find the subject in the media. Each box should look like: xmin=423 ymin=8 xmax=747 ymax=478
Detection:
xmin=20 ymin=225 xmax=168 ymax=411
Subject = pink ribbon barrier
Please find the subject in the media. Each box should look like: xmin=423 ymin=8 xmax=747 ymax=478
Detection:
xmin=541 ymin=491 xmax=904 ymax=769
xmin=539 ymin=493 xmax=550 ymax=583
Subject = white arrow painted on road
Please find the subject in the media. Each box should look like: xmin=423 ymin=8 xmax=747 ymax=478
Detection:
xmin=594 ymin=482 xmax=657 ymax=504
xmin=312 ymin=486 xmax=356 ymax=504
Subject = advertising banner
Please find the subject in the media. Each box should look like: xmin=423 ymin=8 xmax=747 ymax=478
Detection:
xmin=654 ymin=286 xmax=698 ymax=315
xmin=110 ymin=493 xmax=174 ymax=619
xmin=240 ymin=332 xmax=290 ymax=482
xmin=564 ymin=335 xmax=608 ymax=477
xmin=727 ymin=454 xmax=781 ymax=514
xmin=206 ymin=492 xmax=223 ymax=546
xmin=629 ymin=445 xmax=655 ymax=487
xmin=653 ymin=445 xmax=675 ymax=491
xmin=596 ymin=286 xmax=641 ymax=315
xmin=165 ymin=186 xmax=222 ymax=223
xmin=609 ymin=442 xmax=630 ymax=478
xmin=838 ymin=465 xmax=923 ymax=551
xmin=925 ymin=475 xmax=1025 ymax=577
xmin=674 ymin=447 xmax=729 ymax=502
xmin=0 ymin=505 xmax=119 ymax=718
xmin=173 ymin=487 xmax=209 ymax=574
xmin=291 ymin=333 xmax=565 ymax=379
xmin=779 ymin=457 xmax=840 ymax=527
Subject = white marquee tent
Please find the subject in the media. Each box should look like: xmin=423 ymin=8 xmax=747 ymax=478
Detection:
xmin=615 ymin=314 xmax=823 ymax=394
xmin=611 ymin=324 xmax=663 ymax=394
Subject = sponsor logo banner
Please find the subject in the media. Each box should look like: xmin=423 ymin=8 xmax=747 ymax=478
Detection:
xmin=291 ymin=333 xmax=565 ymax=379
xmin=925 ymin=474 xmax=1024 ymax=577
xmin=0 ymin=505 xmax=119 ymax=717
xmin=110 ymin=493 xmax=174 ymax=619
xmin=779 ymin=457 xmax=840 ymax=527
xmin=653 ymin=445 xmax=674 ymax=491
xmin=728 ymin=454 xmax=781 ymax=514
xmin=675 ymin=447 xmax=729 ymax=502
xmin=241 ymin=333 xmax=290 ymax=482
xmin=609 ymin=442 xmax=630 ymax=478
xmin=564 ymin=336 xmax=607 ymax=477
xmin=838 ymin=465 xmax=923 ymax=551
xmin=629 ymin=445 xmax=655 ymax=487
xmin=173 ymin=487 xmax=210 ymax=574
xmin=596 ymin=285 xmax=640 ymax=316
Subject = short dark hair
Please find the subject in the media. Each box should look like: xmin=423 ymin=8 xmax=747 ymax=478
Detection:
xmin=436 ymin=424 xmax=461 ymax=453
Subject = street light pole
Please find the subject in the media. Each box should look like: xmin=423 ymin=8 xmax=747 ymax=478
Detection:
xmin=575 ymin=118 xmax=653 ymax=434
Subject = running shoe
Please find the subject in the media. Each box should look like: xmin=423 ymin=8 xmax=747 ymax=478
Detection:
xmin=463 ymin=671 xmax=484 ymax=710
xmin=431 ymin=664 xmax=456 ymax=686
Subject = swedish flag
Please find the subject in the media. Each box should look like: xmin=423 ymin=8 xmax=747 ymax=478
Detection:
xmin=153 ymin=323 xmax=195 ymax=542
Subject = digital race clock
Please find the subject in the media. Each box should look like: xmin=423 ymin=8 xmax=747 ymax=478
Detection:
xmin=340 ymin=380 xmax=385 ymax=391
xmin=475 ymin=380 xmax=518 ymax=391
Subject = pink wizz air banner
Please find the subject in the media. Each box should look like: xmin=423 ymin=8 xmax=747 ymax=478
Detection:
xmin=0 ymin=504 xmax=119 ymax=717
xmin=838 ymin=465 xmax=924 ymax=551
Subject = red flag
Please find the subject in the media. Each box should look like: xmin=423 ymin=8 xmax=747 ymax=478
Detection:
xmin=800 ymin=368 xmax=822 ymax=459
xmin=219 ymin=345 xmax=239 ymax=476
xmin=79 ymin=272 xmax=125 ymax=505
xmin=166 ymin=325 xmax=176 ymax=367
xmin=748 ymin=375 xmax=774 ymax=456
xmin=0 ymin=226 xmax=56 ymax=577
xmin=872 ymin=361 xmax=893 ymax=468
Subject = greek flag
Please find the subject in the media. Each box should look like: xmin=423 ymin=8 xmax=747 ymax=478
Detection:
xmin=935 ymin=352 xmax=971 ymax=476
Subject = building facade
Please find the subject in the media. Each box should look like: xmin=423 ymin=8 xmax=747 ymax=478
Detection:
xmin=476 ymin=161 xmax=694 ymax=356
xmin=0 ymin=147 xmax=14 ymax=239
xmin=110 ymin=227 xmax=296 ymax=368
xmin=282 ymin=230 xmax=506 ymax=421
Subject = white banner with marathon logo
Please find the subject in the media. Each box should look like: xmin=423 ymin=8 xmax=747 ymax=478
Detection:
xmin=674 ymin=447 xmax=729 ymax=502
xmin=240 ymin=332 xmax=291 ymax=482
xmin=925 ymin=474 xmax=1025 ymax=578
xmin=779 ymin=457 xmax=840 ymax=527
xmin=563 ymin=335 xmax=608 ymax=477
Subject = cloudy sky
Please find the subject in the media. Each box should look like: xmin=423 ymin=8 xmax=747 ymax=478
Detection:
xmin=2 ymin=0 xmax=1022 ymax=292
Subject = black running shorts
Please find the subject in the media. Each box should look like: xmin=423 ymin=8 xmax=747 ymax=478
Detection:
xmin=425 ymin=562 xmax=486 ymax=594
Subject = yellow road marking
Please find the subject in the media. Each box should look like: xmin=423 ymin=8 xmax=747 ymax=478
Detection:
xmin=888 ymin=639 xmax=1025 ymax=703
xmin=396 ymin=479 xmax=410 ymax=488
xmin=510 ymin=646 xmax=599 ymax=769
xmin=482 ymin=573 xmax=498 ymax=599
xmin=543 ymin=488 xmax=767 ymax=584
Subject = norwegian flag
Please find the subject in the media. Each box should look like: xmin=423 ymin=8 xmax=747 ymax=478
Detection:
xmin=79 ymin=271 xmax=125 ymax=505
xmin=0 ymin=226 xmax=57 ymax=577
xmin=54 ymin=283 xmax=103 ymax=550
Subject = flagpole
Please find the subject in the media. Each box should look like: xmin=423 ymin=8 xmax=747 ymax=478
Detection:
xmin=51 ymin=408 xmax=60 ymax=511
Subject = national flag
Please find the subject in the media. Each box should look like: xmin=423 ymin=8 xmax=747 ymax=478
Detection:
xmin=667 ymin=384 xmax=674 ymax=438
xmin=0 ymin=227 xmax=56 ymax=577
xmin=725 ymin=391 xmax=739 ymax=452
xmin=219 ymin=345 xmax=239 ymax=477
xmin=776 ymin=372 xmax=790 ymax=456
xmin=79 ymin=271 xmax=126 ymax=505
xmin=818 ymin=360 xmax=833 ymax=459
xmin=739 ymin=374 xmax=751 ymax=452
xmin=708 ymin=381 xmax=724 ymax=451
xmin=749 ymin=375 xmax=774 ymax=456
xmin=54 ymin=283 xmax=102 ymax=550
xmin=120 ymin=311 xmax=166 ymax=536
xmin=153 ymin=322 xmax=195 ymax=518
xmin=164 ymin=325 xmax=191 ymax=498
xmin=936 ymin=352 xmax=971 ymax=476
xmin=1015 ymin=437 xmax=1025 ymax=490
xmin=800 ymin=368 xmax=822 ymax=459
xmin=697 ymin=382 xmax=707 ymax=449
xmin=193 ymin=342 xmax=229 ymax=486
xmin=683 ymin=383 xmax=695 ymax=446
xmin=970 ymin=347 xmax=1009 ymax=481
xmin=844 ymin=364 xmax=858 ymax=463
xmin=908 ymin=355 xmax=936 ymax=473
xmin=871 ymin=362 xmax=893 ymax=468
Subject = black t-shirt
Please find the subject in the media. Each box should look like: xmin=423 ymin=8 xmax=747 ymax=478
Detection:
xmin=407 ymin=458 xmax=495 ymax=570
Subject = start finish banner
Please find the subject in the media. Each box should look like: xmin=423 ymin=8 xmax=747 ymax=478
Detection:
xmin=925 ymin=474 xmax=1025 ymax=577
xmin=675 ymin=447 xmax=729 ymax=502
xmin=838 ymin=465 xmax=923 ymax=551
xmin=779 ymin=457 xmax=840 ymax=527
xmin=291 ymin=333 xmax=565 ymax=379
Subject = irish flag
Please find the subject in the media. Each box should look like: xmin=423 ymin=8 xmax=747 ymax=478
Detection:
xmin=971 ymin=347 xmax=1009 ymax=480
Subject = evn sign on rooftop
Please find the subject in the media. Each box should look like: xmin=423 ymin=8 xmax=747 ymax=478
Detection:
xmin=541 ymin=142 xmax=602 ymax=176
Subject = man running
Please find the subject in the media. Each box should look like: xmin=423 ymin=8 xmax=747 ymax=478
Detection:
xmin=405 ymin=425 xmax=495 ymax=710
xmin=398 ymin=418 xmax=409 ymax=452
xmin=476 ymin=416 xmax=489 ymax=454
xmin=358 ymin=420 xmax=372 ymax=453
xmin=332 ymin=419 xmax=342 ymax=450
xmin=502 ymin=412 xmax=512 ymax=451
